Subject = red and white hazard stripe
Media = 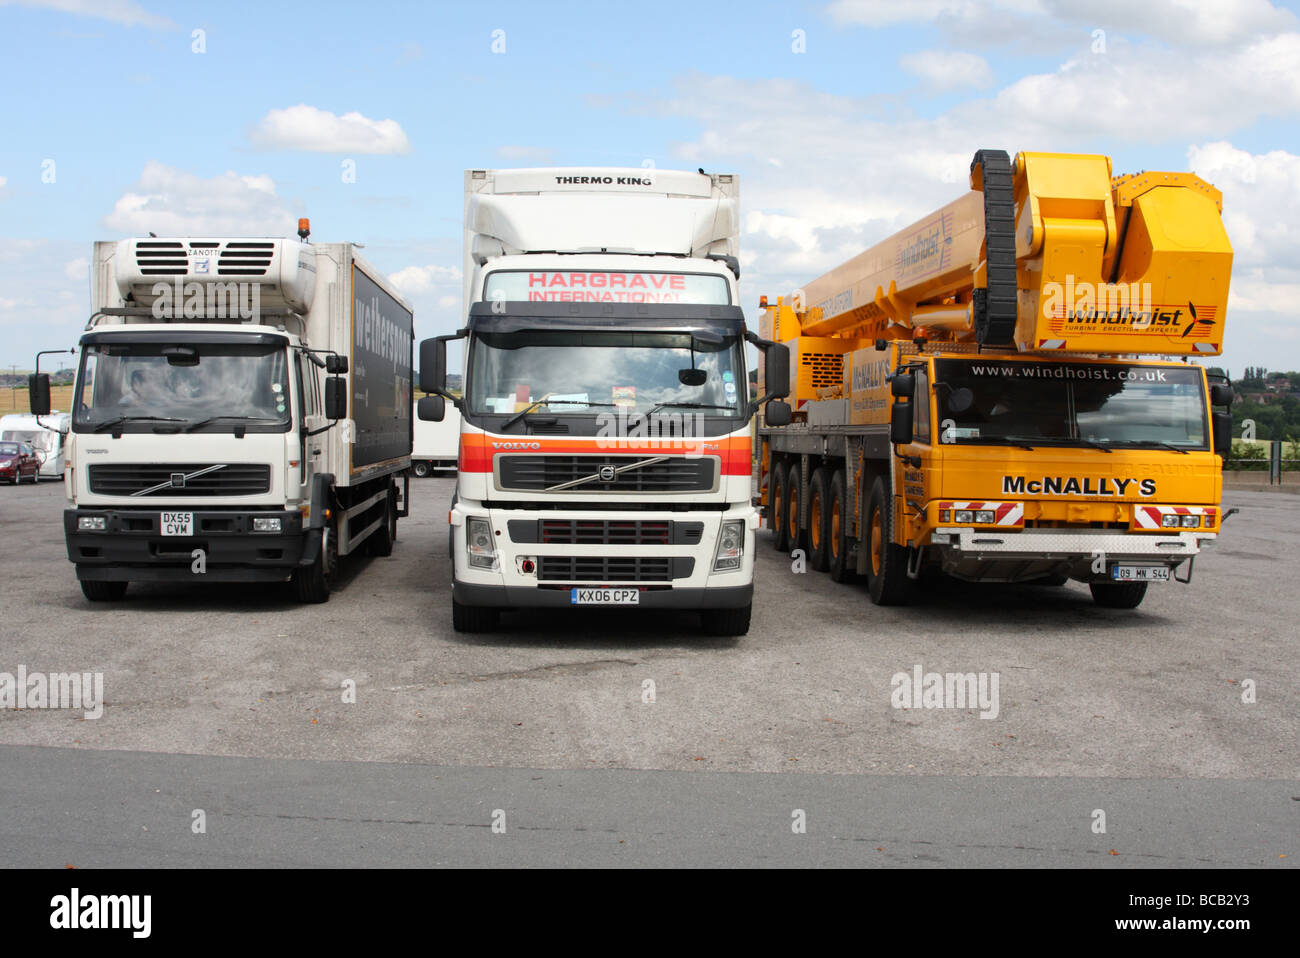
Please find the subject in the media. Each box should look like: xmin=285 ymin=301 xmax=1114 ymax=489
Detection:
xmin=1133 ymin=505 xmax=1216 ymax=529
xmin=938 ymin=500 xmax=1025 ymax=526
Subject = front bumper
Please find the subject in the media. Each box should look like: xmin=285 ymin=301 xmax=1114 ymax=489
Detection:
xmin=65 ymin=507 xmax=307 ymax=583
xmin=453 ymin=580 xmax=754 ymax=610
xmin=927 ymin=527 xmax=1214 ymax=582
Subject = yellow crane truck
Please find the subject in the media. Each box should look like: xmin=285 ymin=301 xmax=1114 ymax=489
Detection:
xmin=757 ymin=150 xmax=1235 ymax=609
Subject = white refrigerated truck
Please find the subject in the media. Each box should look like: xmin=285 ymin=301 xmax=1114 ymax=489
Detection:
xmin=417 ymin=168 xmax=790 ymax=634
xmin=33 ymin=225 xmax=414 ymax=602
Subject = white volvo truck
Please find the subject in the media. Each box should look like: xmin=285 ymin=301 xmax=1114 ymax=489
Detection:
xmin=418 ymin=168 xmax=790 ymax=635
xmin=31 ymin=225 xmax=414 ymax=602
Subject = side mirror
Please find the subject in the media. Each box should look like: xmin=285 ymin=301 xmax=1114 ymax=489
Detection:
xmin=890 ymin=372 xmax=915 ymax=399
xmin=891 ymin=402 xmax=914 ymax=445
xmin=419 ymin=338 xmax=447 ymax=395
xmin=418 ymin=394 xmax=446 ymax=423
xmin=1210 ymin=383 xmax=1233 ymax=407
xmin=1212 ymin=410 xmax=1232 ymax=458
xmin=324 ymin=376 xmax=347 ymax=420
xmin=765 ymin=399 xmax=792 ymax=427
xmin=28 ymin=374 xmax=51 ymax=417
xmin=764 ymin=343 xmax=790 ymax=399
xmin=326 ymin=355 xmax=348 ymax=374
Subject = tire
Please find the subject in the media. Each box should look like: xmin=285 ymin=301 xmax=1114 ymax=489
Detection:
xmin=828 ymin=469 xmax=853 ymax=583
xmin=783 ymin=461 xmax=804 ymax=556
xmin=701 ymin=602 xmax=752 ymax=636
xmin=291 ymin=522 xmax=336 ymax=603
xmin=412 ymin=461 xmax=430 ymax=478
xmin=865 ymin=476 xmax=911 ymax=606
xmin=808 ymin=467 xmax=831 ymax=572
xmin=452 ymin=597 xmax=499 ymax=633
xmin=81 ymin=579 xmax=127 ymax=601
xmin=367 ymin=489 xmax=396 ymax=557
xmin=1089 ymin=581 xmax=1148 ymax=609
xmin=770 ymin=461 xmax=790 ymax=552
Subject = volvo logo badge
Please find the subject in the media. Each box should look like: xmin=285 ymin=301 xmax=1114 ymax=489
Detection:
xmin=598 ymin=465 xmax=617 ymax=482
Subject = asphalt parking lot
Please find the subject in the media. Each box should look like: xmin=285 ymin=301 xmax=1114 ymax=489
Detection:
xmin=0 ymin=477 xmax=1296 ymax=866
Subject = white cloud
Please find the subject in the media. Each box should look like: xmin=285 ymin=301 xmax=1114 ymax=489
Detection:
xmin=103 ymin=161 xmax=296 ymax=236
xmin=0 ymin=0 xmax=175 ymax=29
xmin=0 ymin=240 xmax=90 ymax=367
xmin=0 ymin=175 xmax=7 ymax=189
xmin=900 ymin=49 xmax=994 ymax=89
xmin=249 ymin=105 xmax=412 ymax=155
xmin=63 ymin=257 xmax=88 ymax=282
xmin=388 ymin=264 xmax=461 ymax=296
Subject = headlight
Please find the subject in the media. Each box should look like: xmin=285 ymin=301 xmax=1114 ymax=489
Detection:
xmin=78 ymin=515 xmax=107 ymax=531
xmin=1180 ymin=514 xmax=1200 ymax=528
xmin=253 ymin=517 xmax=282 ymax=533
xmin=1161 ymin=514 xmax=1180 ymax=528
xmin=467 ymin=517 xmax=498 ymax=570
xmin=713 ymin=519 xmax=745 ymax=572
xmin=975 ymin=510 xmax=996 ymax=524
xmin=954 ymin=509 xmax=974 ymax=524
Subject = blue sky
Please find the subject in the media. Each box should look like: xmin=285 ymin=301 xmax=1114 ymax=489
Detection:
xmin=2 ymin=0 xmax=1299 ymax=374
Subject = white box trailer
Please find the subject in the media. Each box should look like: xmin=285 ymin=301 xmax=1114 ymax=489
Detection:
xmin=46 ymin=229 xmax=413 ymax=603
xmin=411 ymin=400 xmax=459 ymax=476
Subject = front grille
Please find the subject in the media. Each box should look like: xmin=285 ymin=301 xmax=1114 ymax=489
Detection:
xmin=498 ymin=455 xmax=715 ymax=493
xmin=539 ymin=556 xmax=685 ymax=582
xmin=88 ymin=463 xmax=271 ymax=497
xmin=543 ymin=519 xmax=669 ymax=545
xmin=218 ymin=242 xmax=274 ymax=276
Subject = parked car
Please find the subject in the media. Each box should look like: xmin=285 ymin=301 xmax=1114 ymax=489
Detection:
xmin=0 ymin=441 xmax=41 ymax=484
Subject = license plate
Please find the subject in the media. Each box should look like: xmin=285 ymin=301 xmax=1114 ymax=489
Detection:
xmin=160 ymin=511 xmax=194 ymax=536
xmin=1111 ymin=565 xmax=1170 ymax=582
xmin=570 ymin=588 xmax=640 ymax=605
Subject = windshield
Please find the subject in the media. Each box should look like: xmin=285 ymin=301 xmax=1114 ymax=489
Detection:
xmin=73 ymin=343 xmax=292 ymax=432
xmin=467 ymin=329 xmax=747 ymax=421
xmin=935 ymin=359 xmax=1208 ymax=449
xmin=0 ymin=441 xmax=19 ymax=456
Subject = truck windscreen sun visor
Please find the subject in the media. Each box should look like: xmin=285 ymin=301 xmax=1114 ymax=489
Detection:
xmin=484 ymin=270 xmax=731 ymax=305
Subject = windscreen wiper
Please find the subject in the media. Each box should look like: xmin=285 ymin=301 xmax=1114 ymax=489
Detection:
xmin=1103 ymin=439 xmax=1191 ymax=454
xmin=92 ymin=415 xmax=186 ymax=432
xmin=643 ymin=401 xmax=736 ymax=417
xmin=502 ymin=400 xmax=616 ymax=431
xmin=184 ymin=416 xmax=284 ymax=433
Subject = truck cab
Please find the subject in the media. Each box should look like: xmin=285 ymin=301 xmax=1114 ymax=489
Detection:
xmin=420 ymin=168 xmax=789 ymax=634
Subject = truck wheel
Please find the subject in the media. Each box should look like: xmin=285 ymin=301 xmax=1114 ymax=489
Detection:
xmin=865 ymin=477 xmax=911 ymax=606
xmin=783 ymin=461 xmax=804 ymax=555
xmin=1089 ymin=581 xmax=1148 ymax=609
xmin=412 ymin=461 xmax=430 ymax=478
xmin=808 ymin=467 xmax=831 ymax=572
xmin=701 ymin=603 xmax=751 ymax=637
xmin=367 ymin=489 xmax=396 ymax=557
xmin=291 ymin=523 xmax=336 ymax=603
xmin=452 ymin=598 xmax=499 ymax=633
xmin=81 ymin=580 xmax=127 ymax=601
xmin=828 ymin=469 xmax=853 ymax=583
xmin=770 ymin=462 xmax=790 ymax=552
